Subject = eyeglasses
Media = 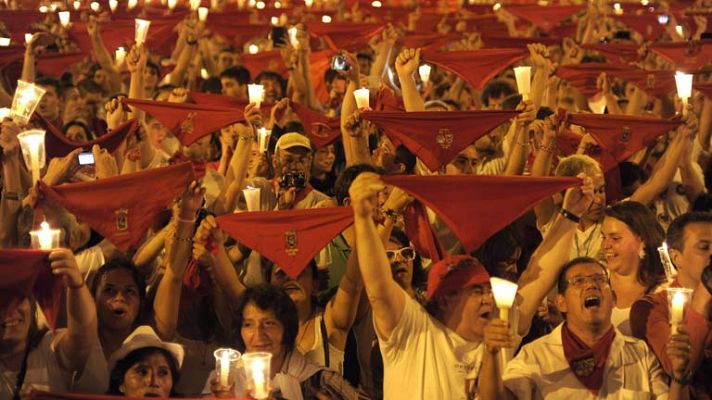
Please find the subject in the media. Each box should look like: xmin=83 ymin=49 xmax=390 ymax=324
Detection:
xmin=386 ymin=247 xmax=416 ymax=262
xmin=566 ymin=273 xmax=609 ymax=288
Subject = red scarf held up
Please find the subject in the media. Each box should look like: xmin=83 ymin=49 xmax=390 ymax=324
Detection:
xmin=360 ymin=110 xmax=519 ymax=171
xmin=382 ymin=175 xmax=580 ymax=253
xmin=35 ymin=115 xmax=139 ymax=159
xmin=422 ymin=48 xmax=529 ymax=90
xmin=216 ymin=207 xmax=353 ymax=278
xmin=125 ymin=98 xmax=245 ymax=146
xmin=38 ymin=163 xmax=195 ymax=252
xmin=0 ymin=249 xmax=63 ymax=330
xmin=561 ymin=323 xmax=616 ymax=395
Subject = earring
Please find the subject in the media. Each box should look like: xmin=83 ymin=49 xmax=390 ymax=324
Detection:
xmin=638 ymin=247 xmax=646 ymax=260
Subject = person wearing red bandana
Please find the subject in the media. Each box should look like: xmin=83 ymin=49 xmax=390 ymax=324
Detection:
xmin=487 ymin=257 xmax=690 ymax=399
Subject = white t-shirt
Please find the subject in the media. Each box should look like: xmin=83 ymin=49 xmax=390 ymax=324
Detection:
xmin=503 ymin=324 xmax=669 ymax=399
xmin=377 ymin=295 xmax=484 ymax=400
xmin=0 ymin=330 xmax=71 ymax=398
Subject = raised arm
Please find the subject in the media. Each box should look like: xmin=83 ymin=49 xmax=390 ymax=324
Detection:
xmin=349 ymin=172 xmax=405 ymax=340
xmin=516 ymin=174 xmax=594 ymax=336
xmin=153 ymin=181 xmax=203 ymax=340
xmin=394 ymin=48 xmax=425 ymax=112
xmin=50 ymin=248 xmax=98 ymax=373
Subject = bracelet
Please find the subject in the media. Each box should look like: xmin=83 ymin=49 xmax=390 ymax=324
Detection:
xmin=67 ymin=280 xmax=85 ymax=290
xmin=559 ymin=208 xmax=581 ymax=224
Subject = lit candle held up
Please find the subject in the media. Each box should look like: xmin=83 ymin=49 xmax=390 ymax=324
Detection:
xmin=30 ymin=221 xmax=61 ymax=250
xmin=513 ymin=66 xmax=531 ymax=101
xmin=353 ymin=87 xmax=370 ymax=110
xmin=243 ymin=186 xmax=261 ymax=212
xmin=675 ymin=71 xmax=693 ymax=117
xmin=134 ymin=19 xmax=151 ymax=45
xmin=17 ymin=129 xmax=47 ymax=184
xmin=258 ymin=127 xmax=271 ymax=153
xmin=10 ymin=80 xmax=47 ymax=125
xmin=248 ymin=84 xmax=264 ymax=108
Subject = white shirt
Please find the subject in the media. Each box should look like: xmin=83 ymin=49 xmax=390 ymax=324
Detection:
xmin=377 ymin=295 xmax=484 ymax=400
xmin=503 ymin=324 xmax=670 ymax=399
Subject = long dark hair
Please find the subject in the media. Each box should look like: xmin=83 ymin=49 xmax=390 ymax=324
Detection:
xmin=107 ymin=347 xmax=181 ymax=397
xmin=604 ymin=201 xmax=666 ymax=290
xmin=232 ymin=284 xmax=298 ymax=353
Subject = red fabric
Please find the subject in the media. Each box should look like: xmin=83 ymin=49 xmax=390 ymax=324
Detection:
xmin=607 ymin=69 xmax=676 ymax=99
xmin=695 ymin=83 xmax=712 ymax=101
xmin=505 ymin=4 xmax=584 ymax=33
xmin=556 ymin=63 xmax=636 ymax=97
xmin=239 ymin=50 xmax=288 ymax=77
xmin=0 ymin=46 xmax=25 ymax=68
xmin=290 ymin=102 xmax=341 ymax=149
xmin=561 ymin=323 xmax=616 ymax=395
xmin=0 ymin=249 xmax=63 ymax=330
xmin=361 ymin=110 xmax=519 ymax=171
xmin=382 ymin=175 xmax=580 ymax=253
xmin=306 ymin=22 xmax=384 ymax=51
xmin=217 ymin=207 xmax=354 ymax=278
xmin=581 ymin=43 xmax=641 ymax=66
xmin=403 ymin=201 xmax=446 ymax=263
xmin=426 ymin=255 xmax=490 ymax=300
xmin=422 ymin=48 xmax=529 ymax=89
xmin=35 ymin=52 xmax=87 ymax=77
xmin=568 ymin=113 xmax=682 ymax=171
xmin=36 ymin=115 xmax=139 ymax=159
xmin=613 ymin=14 xmax=666 ymax=41
xmin=481 ymin=35 xmax=562 ymax=49
xmin=650 ymin=41 xmax=712 ymax=72
xmin=38 ymin=163 xmax=194 ymax=252
xmin=125 ymin=98 xmax=244 ymax=146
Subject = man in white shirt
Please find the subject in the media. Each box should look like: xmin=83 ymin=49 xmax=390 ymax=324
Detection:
xmin=483 ymin=257 xmax=689 ymax=400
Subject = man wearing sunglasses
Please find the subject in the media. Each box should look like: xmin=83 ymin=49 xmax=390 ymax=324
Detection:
xmin=485 ymin=257 xmax=690 ymax=399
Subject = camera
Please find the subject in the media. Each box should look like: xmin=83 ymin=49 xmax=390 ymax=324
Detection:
xmin=280 ymin=171 xmax=307 ymax=189
xmin=330 ymin=55 xmax=350 ymax=72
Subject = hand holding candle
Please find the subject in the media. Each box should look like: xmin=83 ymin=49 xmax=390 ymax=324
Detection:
xmin=514 ymin=66 xmax=531 ymax=101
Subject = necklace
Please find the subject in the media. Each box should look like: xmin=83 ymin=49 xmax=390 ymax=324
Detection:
xmin=575 ymin=222 xmax=601 ymax=257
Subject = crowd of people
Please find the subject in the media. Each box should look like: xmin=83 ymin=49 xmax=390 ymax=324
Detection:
xmin=1 ymin=0 xmax=712 ymax=398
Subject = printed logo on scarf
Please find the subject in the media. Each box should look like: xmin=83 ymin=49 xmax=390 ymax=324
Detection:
xmin=436 ymin=128 xmax=454 ymax=149
xmin=115 ymin=209 xmax=129 ymax=231
xmin=285 ymin=230 xmax=299 ymax=256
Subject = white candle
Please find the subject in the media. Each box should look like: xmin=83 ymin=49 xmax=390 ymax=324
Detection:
xmin=321 ymin=14 xmax=331 ymax=23
xmin=258 ymin=127 xmax=271 ymax=153
xmin=248 ymin=84 xmax=264 ymax=108
xmin=109 ymin=0 xmax=118 ymax=12
xmin=190 ymin=0 xmax=201 ymax=10
xmin=675 ymin=71 xmax=693 ymax=117
xmin=198 ymin=6 xmax=209 ymax=21
xmin=17 ymin=129 xmax=47 ymax=184
xmin=353 ymin=87 xmax=370 ymax=109
xmin=59 ymin=11 xmax=71 ymax=27
xmin=514 ymin=66 xmax=531 ymax=101
xmin=30 ymin=221 xmax=61 ymax=250
xmin=134 ymin=19 xmax=151 ymax=45
xmin=243 ymin=186 xmax=261 ymax=212
xmin=248 ymin=44 xmax=259 ymax=54
xmin=90 ymin=1 xmax=100 ymax=12
xmin=418 ymin=64 xmax=432 ymax=83
xmin=0 ymin=37 xmax=11 ymax=47
xmin=24 ymin=33 xmax=33 ymax=44
xmin=115 ymin=47 xmax=126 ymax=66
xmin=128 ymin=0 xmax=138 ymax=10
xmin=490 ymin=277 xmax=518 ymax=324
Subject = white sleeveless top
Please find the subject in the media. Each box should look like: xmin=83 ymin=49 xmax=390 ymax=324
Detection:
xmin=301 ymin=313 xmax=345 ymax=375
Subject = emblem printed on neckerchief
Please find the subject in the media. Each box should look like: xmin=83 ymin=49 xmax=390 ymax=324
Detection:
xmin=571 ymin=355 xmax=595 ymax=377
xmin=436 ymin=128 xmax=454 ymax=149
xmin=180 ymin=112 xmax=197 ymax=134
xmin=284 ymin=230 xmax=299 ymax=256
xmin=115 ymin=209 xmax=129 ymax=231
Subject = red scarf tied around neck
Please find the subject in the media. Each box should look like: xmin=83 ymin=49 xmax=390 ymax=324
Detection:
xmin=561 ymin=323 xmax=616 ymax=395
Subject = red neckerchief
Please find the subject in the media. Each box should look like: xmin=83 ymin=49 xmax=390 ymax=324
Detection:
xmin=561 ymin=323 xmax=617 ymax=395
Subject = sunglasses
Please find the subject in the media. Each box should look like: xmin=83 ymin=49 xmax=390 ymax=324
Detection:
xmin=386 ymin=247 xmax=416 ymax=262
